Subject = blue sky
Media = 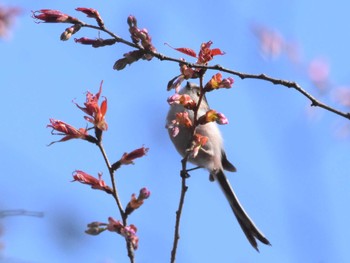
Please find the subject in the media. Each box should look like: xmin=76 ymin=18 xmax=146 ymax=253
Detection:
xmin=1 ymin=0 xmax=350 ymax=262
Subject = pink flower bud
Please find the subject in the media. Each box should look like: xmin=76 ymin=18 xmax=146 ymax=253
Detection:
xmin=107 ymin=217 xmax=124 ymax=233
xmin=47 ymin=119 xmax=96 ymax=145
xmin=125 ymin=187 xmax=151 ymax=215
xmin=85 ymin=221 xmax=107 ymax=235
xmin=74 ymin=81 xmax=108 ymax=131
xmin=60 ymin=24 xmax=81 ymax=41
xmin=167 ymin=112 xmax=193 ymax=138
xmin=121 ymin=224 xmax=139 ymax=250
xmin=190 ymin=133 xmax=208 ymax=158
xmin=127 ymin=15 xmax=137 ymax=27
xmin=71 ymin=170 xmax=112 ymax=194
xmin=167 ymin=94 xmax=196 ymax=110
xmin=106 ymin=217 xmax=139 ymax=250
xmin=75 ymin=7 xmax=99 ymax=18
xmin=119 ymin=146 xmax=149 ymax=165
xmin=198 ymin=110 xmax=229 ymax=125
xmin=204 ymin=73 xmax=234 ymax=92
xmin=216 ymin=112 xmax=229 ymax=125
xmin=32 ymin=9 xmax=80 ymax=24
xmin=220 ymin=77 xmax=234 ymax=88
xmin=197 ymin=41 xmax=225 ymax=64
xmin=139 ymin=187 xmax=151 ymax=200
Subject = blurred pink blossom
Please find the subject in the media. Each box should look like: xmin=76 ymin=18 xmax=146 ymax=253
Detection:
xmin=308 ymin=58 xmax=330 ymax=92
xmin=0 ymin=5 xmax=21 ymax=39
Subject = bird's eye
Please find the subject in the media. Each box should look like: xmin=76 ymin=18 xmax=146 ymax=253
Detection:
xmin=196 ymin=91 xmax=200 ymax=97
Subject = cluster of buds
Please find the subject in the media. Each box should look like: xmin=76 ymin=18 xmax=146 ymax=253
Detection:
xmin=74 ymin=81 xmax=108 ymax=139
xmin=85 ymin=217 xmax=139 ymax=250
xmin=204 ymin=73 xmax=234 ymax=92
xmin=166 ymin=62 xmax=196 ymax=92
xmin=180 ymin=63 xmax=196 ymax=79
xmin=127 ymin=15 xmax=156 ymax=56
xmin=72 ymin=170 xmax=113 ymax=194
xmin=47 ymin=81 xmax=108 ymax=144
xmin=84 ymin=187 xmax=150 ymax=249
xmin=166 ymin=40 xmax=225 ymax=65
xmin=114 ymin=16 xmax=157 ymax=70
xmin=167 ymin=107 xmax=228 ymax=157
xmin=189 ymin=133 xmax=208 ymax=158
xmin=167 ymin=108 xmax=227 ymax=156
xmin=197 ymin=109 xmax=229 ymax=125
xmin=196 ymin=41 xmax=225 ymax=64
xmin=167 ymin=112 xmax=193 ymax=137
xmin=33 ymin=8 xmax=105 ymax=42
xmin=125 ymin=188 xmax=151 ymax=215
xmin=167 ymin=93 xmax=196 ymax=110
xmin=66 ymin=8 xmax=115 ymax=46
xmin=106 ymin=217 xmax=139 ymax=249
xmin=167 ymin=41 xmax=226 ymax=91
xmin=32 ymin=9 xmax=157 ymax=71
xmin=32 ymin=8 xmax=113 ymax=46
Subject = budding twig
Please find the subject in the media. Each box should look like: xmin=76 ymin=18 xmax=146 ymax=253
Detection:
xmin=170 ymin=154 xmax=189 ymax=263
xmin=81 ymin=25 xmax=349 ymax=120
xmin=33 ymin=9 xmax=350 ymax=121
xmin=96 ymin=141 xmax=135 ymax=263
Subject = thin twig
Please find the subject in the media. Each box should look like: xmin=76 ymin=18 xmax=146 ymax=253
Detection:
xmin=97 ymin=141 xmax=125 ymax=216
xmin=170 ymin=156 xmax=189 ymax=263
xmin=96 ymin=141 xmax=135 ymax=263
xmin=82 ymin=23 xmax=140 ymax=50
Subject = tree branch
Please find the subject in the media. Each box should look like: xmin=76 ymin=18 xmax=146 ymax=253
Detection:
xmin=79 ymin=22 xmax=350 ymax=121
xmin=96 ymin=141 xmax=135 ymax=263
xmin=170 ymin=156 xmax=189 ymax=263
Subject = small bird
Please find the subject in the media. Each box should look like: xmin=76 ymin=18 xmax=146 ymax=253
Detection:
xmin=166 ymin=82 xmax=270 ymax=251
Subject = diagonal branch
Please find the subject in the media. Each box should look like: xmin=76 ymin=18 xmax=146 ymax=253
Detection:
xmin=204 ymin=65 xmax=350 ymax=120
xmin=80 ymin=22 xmax=350 ymax=120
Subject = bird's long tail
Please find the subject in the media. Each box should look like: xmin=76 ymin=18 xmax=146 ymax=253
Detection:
xmin=215 ymin=169 xmax=271 ymax=251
